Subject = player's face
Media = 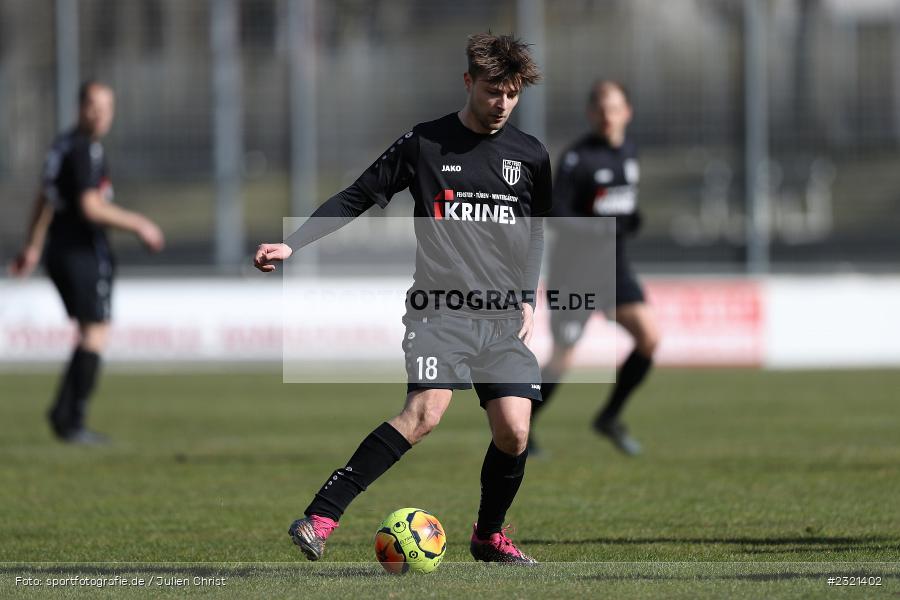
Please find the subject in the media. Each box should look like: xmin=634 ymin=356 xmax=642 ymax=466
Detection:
xmin=588 ymin=87 xmax=631 ymax=143
xmin=464 ymin=74 xmax=520 ymax=132
xmin=80 ymin=86 xmax=115 ymax=138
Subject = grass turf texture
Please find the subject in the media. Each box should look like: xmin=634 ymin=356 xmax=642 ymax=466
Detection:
xmin=1 ymin=369 xmax=898 ymax=598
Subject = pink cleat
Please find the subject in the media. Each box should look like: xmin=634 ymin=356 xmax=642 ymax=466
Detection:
xmin=288 ymin=515 xmax=339 ymax=561
xmin=470 ymin=524 xmax=538 ymax=564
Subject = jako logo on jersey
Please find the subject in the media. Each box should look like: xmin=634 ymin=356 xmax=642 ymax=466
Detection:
xmin=442 ymin=165 xmax=461 ymax=172
xmin=433 ymin=190 xmax=517 ymax=224
xmin=502 ymin=159 xmax=521 ymax=186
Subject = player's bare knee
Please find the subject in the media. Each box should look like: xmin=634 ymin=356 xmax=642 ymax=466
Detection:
xmin=79 ymin=323 xmax=109 ymax=353
xmin=558 ymin=348 xmax=577 ymax=371
xmin=398 ymin=393 xmax=446 ymax=443
xmin=548 ymin=346 xmax=572 ymax=372
xmin=637 ymin=329 xmax=660 ymax=357
xmin=493 ymin=426 xmax=529 ymax=456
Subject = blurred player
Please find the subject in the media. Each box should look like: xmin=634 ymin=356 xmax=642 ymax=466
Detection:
xmin=529 ymin=80 xmax=660 ymax=456
xmin=9 ymin=81 xmax=164 ymax=444
xmin=255 ymin=33 xmax=549 ymax=564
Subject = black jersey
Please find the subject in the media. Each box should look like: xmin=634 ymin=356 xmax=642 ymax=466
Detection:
xmin=353 ymin=113 xmax=552 ymax=316
xmin=42 ymin=128 xmax=112 ymax=251
xmin=550 ymin=133 xmax=640 ymax=237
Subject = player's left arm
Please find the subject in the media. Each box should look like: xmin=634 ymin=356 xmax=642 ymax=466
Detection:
xmin=518 ymin=151 xmax=552 ymax=343
xmin=621 ymin=144 xmax=643 ymax=236
xmin=8 ymin=191 xmax=53 ymax=278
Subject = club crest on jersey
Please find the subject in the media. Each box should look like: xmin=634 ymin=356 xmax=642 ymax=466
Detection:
xmin=502 ymin=159 xmax=521 ymax=186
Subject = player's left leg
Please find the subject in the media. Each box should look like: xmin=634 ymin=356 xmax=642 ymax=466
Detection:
xmin=49 ymin=321 xmax=110 ymax=444
xmin=594 ymin=301 xmax=660 ymax=454
xmin=469 ymin=395 xmax=537 ymax=564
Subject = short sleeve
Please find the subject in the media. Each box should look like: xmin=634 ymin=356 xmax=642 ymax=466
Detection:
xmin=549 ymin=145 xmax=585 ymax=219
xmin=352 ymin=130 xmax=419 ymax=208
xmin=70 ymin=138 xmax=103 ymax=195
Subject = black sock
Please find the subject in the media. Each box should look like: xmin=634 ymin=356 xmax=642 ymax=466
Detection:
xmin=50 ymin=348 xmax=101 ymax=435
xmin=304 ymin=422 xmax=412 ymax=522
xmin=597 ymin=349 xmax=652 ymax=424
xmin=476 ymin=442 xmax=528 ymax=538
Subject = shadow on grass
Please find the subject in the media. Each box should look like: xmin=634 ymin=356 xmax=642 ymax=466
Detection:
xmin=741 ymin=543 xmax=900 ymax=555
xmin=520 ymin=535 xmax=898 ymax=548
xmin=579 ymin=570 xmax=892 ymax=583
xmin=0 ymin=564 xmax=381 ymax=579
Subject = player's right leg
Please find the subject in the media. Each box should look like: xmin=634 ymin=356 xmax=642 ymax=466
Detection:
xmin=529 ymin=332 xmax=578 ymax=455
xmin=593 ymin=302 xmax=660 ymax=455
xmin=534 ymin=342 xmax=576 ymax=417
xmin=537 ymin=298 xmax=591 ymax=411
xmin=289 ymin=388 xmax=452 ymax=561
xmin=470 ymin=394 xmax=537 ymax=564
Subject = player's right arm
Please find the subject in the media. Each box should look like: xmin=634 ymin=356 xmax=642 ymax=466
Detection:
xmin=8 ymin=191 xmax=53 ymax=277
xmin=254 ymin=130 xmax=419 ymax=273
xmin=253 ymin=187 xmax=373 ymax=272
xmin=69 ymin=137 xmax=164 ymax=252
xmin=79 ymin=190 xmax=164 ymax=252
xmin=254 ymin=242 xmax=292 ymax=272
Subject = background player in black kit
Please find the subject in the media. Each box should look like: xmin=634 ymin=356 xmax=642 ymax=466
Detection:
xmin=530 ymin=80 xmax=661 ymax=457
xmin=255 ymin=33 xmax=550 ymax=564
xmin=9 ymin=82 xmax=165 ymax=444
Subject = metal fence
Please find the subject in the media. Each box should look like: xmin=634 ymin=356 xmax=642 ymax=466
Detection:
xmin=1 ymin=0 xmax=899 ymax=272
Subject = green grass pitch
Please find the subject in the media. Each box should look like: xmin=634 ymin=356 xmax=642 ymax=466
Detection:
xmin=1 ymin=369 xmax=898 ymax=598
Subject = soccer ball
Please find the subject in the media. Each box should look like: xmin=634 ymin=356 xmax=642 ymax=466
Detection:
xmin=374 ymin=508 xmax=446 ymax=574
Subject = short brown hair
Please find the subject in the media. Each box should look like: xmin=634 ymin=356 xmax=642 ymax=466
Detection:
xmin=466 ymin=32 xmax=542 ymax=90
xmin=79 ymin=80 xmax=111 ymax=106
xmin=588 ymin=80 xmax=631 ymax=107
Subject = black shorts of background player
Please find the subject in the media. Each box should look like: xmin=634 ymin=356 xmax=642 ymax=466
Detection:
xmin=9 ymin=81 xmax=165 ymax=444
xmin=255 ymin=34 xmax=552 ymax=564
xmin=530 ymin=80 xmax=661 ymax=457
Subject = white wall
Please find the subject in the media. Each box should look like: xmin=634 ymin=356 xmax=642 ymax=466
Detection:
xmin=2 ymin=275 xmax=898 ymax=369
xmin=765 ymin=276 xmax=900 ymax=368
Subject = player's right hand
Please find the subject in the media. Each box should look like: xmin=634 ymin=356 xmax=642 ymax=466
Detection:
xmin=7 ymin=246 xmax=40 ymax=278
xmin=254 ymin=243 xmax=292 ymax=272
xmin=137 ymin=219 xmax=165 ymax=253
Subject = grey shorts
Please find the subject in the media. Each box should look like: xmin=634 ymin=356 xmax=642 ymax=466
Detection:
xmin=402 ymin=312 xmax=542 ymax=408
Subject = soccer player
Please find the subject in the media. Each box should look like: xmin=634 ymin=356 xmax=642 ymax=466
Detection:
xmin=529 ymin=80 xmax=660 ymax=456
xmin=9 ymin=81 xmax=165 ymax=444
xmin=255 ymin=33 xmax=549 ymax=564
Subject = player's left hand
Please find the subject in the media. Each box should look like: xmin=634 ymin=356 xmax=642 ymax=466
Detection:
xmin=518 ymin=302 xmax=535 ymax=345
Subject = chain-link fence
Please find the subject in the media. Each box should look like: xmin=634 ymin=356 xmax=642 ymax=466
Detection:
xmin=1 ymin=0 xmax=899 ymax=272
